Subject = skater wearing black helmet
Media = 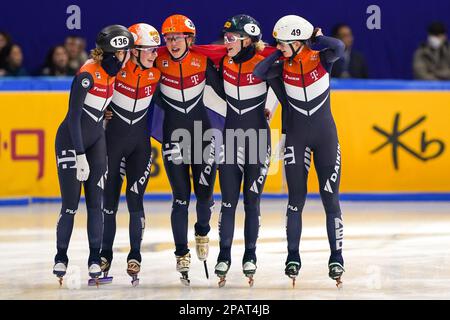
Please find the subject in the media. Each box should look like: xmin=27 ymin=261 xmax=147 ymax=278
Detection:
xmin=53 ymin=25 xmax=134 ymax=287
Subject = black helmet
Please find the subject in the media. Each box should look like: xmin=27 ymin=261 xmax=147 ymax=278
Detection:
xmin=96 ymin=24 xmax=134 ymax=53
xmin=223 ymin=14 xmax=262 ymax=42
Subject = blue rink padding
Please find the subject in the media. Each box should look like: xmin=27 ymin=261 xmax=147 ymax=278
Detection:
xmin=0 ymin=77 xmax=450 ymax=91
xmin=1 ymin=193 xmax=450 ymax=206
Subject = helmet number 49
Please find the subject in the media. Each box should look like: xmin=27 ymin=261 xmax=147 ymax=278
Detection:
xmin=110 ymin=36 xmax=129 ymax=49
xmin=291 ymin=29 xmax=302 ymax=36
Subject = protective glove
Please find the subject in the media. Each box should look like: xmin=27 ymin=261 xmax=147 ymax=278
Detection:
xmin=76 ymin=154 xmax=90 ymax=182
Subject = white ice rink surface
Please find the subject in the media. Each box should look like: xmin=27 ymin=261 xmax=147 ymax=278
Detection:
xmin=0 ymin=200 xmax=449 ymax=300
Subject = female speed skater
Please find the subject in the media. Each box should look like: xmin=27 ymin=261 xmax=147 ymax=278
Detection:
xmin=99 ymin=23 xmax=161 ymax=287
xmin=53 ymin=25 xmax=134 ymax=286
xmin=155 ymin=14 xmax=225 ymax=285
xmin=253 ymin=15 xmax=346 ymax=288
xmin=213 ymin=14 xmax=287 ymax=288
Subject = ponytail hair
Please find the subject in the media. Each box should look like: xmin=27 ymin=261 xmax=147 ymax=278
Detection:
xmin=254 ymin=40 xmax=265 ymax=52
xmin=90 ymin=48 xmax=104 ymax=63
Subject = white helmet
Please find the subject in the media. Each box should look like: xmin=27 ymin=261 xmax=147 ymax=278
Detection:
xmin=273 ymin=15 xmax=314 ymax=41
xmin=128 ymin=23 xmax=161 ymax=47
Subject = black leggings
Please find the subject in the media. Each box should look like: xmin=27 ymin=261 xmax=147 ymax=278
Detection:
xmin=101 ymin=131 xmax=151 ymax=262
xmin=162 ymin=138 xmax=217 ymax=256
xmin=55 ymin=124 xmax=106 ymax=264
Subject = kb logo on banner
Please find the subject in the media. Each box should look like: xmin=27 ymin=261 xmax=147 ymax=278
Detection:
xmin=371 ymin=113 xmax=445 ymax=170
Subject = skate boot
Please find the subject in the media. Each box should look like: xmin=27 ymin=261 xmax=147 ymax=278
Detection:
xmin=127 ymin=250 xmax=141 ymax=287
xmin=127 ymin=259 xmax=141 ymax=287
xmin=215 ymin=261 xmax=230 ymax=288
xmin=195 ymin=234 xmax=210 ymax=279
xmin=329 ymin=262 xmax=345 ymax=289
xmin=242 ymin=259 xmax=257 ymax=287
xmin=87 ymin=253 xmax=102 ymax=287
xmin=53 ymin=254 xmax=68 ymax=287
xmin=98 ymin=250 xmax=113 ymax=285
xmin=285 ymin=261 xmax=300 ymax=288
xmin=176 ymin=253 xmax=191 ymax=286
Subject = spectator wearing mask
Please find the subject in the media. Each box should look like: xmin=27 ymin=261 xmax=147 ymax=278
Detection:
xmin=330 ymin=24 xmax=368 ymax=78
xmin=413 ymin=22 xmax=450 ymax=80
xmin=41 ymin=45 xmax=74 ymax=76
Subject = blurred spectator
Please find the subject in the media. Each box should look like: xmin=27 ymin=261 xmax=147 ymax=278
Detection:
xmin=413 ymin=22 xmax=450 ymax=80
xmin=4 ymin=44 xmax=27 ymax=76
xmin=0 ymin=31 xmax=13 ymax=76
xmin=41 ymin=45 xmax=74 ymax=76
xmin=331 ymin=24 xmax=368 ymax=78
xmin=64 ymin=35 xmax=88 ymax=74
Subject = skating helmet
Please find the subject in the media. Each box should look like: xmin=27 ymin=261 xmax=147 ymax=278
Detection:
xmin=223 ymin=14 xmax=262 ymax=42
xmin=128 ymin=23 xmax=161 ymax=47
xmin=96 ymin=24 xmax=134 ymax=53
xmin=273 ymin=15 xmax=314 ymax=41
xmin=161 ymin=14 xmax=196 ymax=36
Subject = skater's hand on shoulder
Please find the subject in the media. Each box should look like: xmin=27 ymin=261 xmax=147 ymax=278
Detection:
xmin=314 ymin=28 xmax=323 ymax=37
xmin=264 ymin=108 xmax=272 ymax=120
xmin=104 ymin=109 xmax=113 ymax=120
xmin=76 ymin=154 xmax=90 ymax=181
xmin=310 ymin=28 xmax=323 ymax=43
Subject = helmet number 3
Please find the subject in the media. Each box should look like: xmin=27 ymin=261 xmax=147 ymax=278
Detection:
xmin=244 ymin=23 xmax=260 ymax=36
xmin=110 ymin=36 xmax=129 ymax=49
xmin=291 ymin=29 xmax=302 ymax=36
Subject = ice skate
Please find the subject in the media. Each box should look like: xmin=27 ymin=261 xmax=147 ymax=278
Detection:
xmin=127 ymin=259 xmax=141 ymax=287
xmin=195 ymin=234 xmax=210 ymax=279
xmin=176 ymin=253 xmax=191 ymax=286
xmin=242 ymin=259 xmax=257 ymax=287
xmin=53 ymin=261 xmax=67 ymax=287
xmin=285 ymin=261 xmax=300 ymax=288
xmin=329 ymin=262 xmax=345 ymax=289
xmin=98 ymin=252 xmax=113 ymax=285
xmin=215 ymin=261 xmax=230 ymax=288
xmin=87 ymin=262 xmax=102 ymax=287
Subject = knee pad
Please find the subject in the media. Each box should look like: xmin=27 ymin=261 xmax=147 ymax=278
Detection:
xmin=61 ymin=206 xmax=78 ymax=215
xmin=323 ymin=196 xmax=341 ymax=215
xmin=102 ymin=208 xmax=117 ymax=216
xmin=172 ymin=198 xmax=189 ymax=211
xmin=286 ymin=201 xmax=305 ymax=215
xmin=243 ymin=203 xmax=259 ymax=216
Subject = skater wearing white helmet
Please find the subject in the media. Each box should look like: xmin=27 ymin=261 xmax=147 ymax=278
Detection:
xmin=99 ymin=23 xmax=161 ymax=287
xmin=254 ymin=15 xmax=346 ymax=288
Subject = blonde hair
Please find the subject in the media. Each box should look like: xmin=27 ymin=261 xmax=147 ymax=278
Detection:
xmin=90 ymin=48 xmax=104 ymax=63
xmin=254 ymin=40 xmax=265 ymax=52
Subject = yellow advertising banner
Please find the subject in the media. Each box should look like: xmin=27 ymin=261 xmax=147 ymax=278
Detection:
xmin=0 ymin=90 xmax=449 ymax=198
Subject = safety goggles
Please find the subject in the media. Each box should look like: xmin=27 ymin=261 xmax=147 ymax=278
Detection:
xmin=224 ymin=33 xmax=247 ymax=44
xmin=276 ymin=39 xmax=296 ymax=45
xmin=164 ymin=34 xmax=189 ymax=43
xmin=135 ymin=47 xmax=158 ymax=54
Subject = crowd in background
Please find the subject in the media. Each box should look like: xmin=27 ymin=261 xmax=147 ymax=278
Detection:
xmin=0 ymin=21 xmax=449 ymax=80
xmin=0 ymin=34 xmax=88 ymax=77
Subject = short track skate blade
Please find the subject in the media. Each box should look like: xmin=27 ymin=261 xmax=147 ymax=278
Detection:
xmin=335 ymin=278 xmax=343 ymax=289
xmin=180 ymin=272 xmax=190 ymax=286
xmin=131 ymin=278 xmax=140 ymax=287
xmin=247 ymin=276 xmax=254 ymax=287
xmin=97 ymin=276 xmax=113 ymax=285
xmin=218 ymin=277 xmax=226 ymax=288
xmin=87 ymin=278 xmax=100 ymax=287
xmin=203 ymin=261 xmax=209 ymax=279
